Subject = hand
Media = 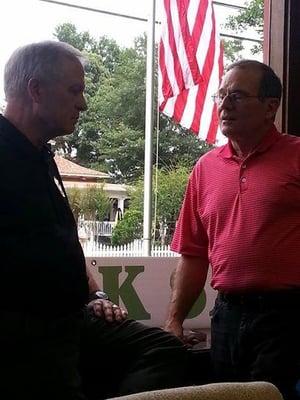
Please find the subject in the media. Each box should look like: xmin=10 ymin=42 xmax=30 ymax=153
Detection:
xmin=87 ymin=299 xmax=128 ymax=322
xmin=182 ymin=329 xmax=207 ymax=347
xmin=164 ymin=319 xmax=184 ymax=341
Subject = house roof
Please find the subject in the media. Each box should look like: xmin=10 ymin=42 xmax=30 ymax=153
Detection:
xmin=63 ymin=180 xmax=129 ymax=198
xmin=103 ymin=183 xmax=129 ymax=195
xmin=55 ymin=155 xmax=110 ymax=179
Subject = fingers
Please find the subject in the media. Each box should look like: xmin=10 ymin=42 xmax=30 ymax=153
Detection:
xmin=88 ymin=299 xmax=128 ymax=322
xmin=102 ymin=300 xmax=114 ymax=322
xmin=90 ymin=299 xmax=104 ymax=318
xmin=110 ymin=304 xmax=128 ymax=322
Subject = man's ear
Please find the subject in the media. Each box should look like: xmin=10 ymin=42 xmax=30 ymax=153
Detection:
xmin=27 ymin=78 xmax=43 ymax=103
xmin=265 ymin=98 xmax=280 ymax=120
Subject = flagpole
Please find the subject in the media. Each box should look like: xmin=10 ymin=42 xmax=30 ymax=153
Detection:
xmin=143 ymin=0 xmax=156 ymax=256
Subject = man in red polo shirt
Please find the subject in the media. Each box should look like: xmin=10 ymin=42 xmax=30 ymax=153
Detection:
xmin=165 ymin=60 xmax=300 ymax=400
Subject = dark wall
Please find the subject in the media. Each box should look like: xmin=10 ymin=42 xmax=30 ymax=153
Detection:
xmin=264 ymin=0 xmax=300 ymax=136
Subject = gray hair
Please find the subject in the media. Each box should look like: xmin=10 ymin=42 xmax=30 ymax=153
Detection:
xmin=4 ymin=40 xmax=87 ymax=101
xmin=226 ymin=59 xmax=282 ymax=102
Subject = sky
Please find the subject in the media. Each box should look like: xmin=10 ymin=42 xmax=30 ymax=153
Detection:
xmin=0 ymin=0 xmax=258 ymax=104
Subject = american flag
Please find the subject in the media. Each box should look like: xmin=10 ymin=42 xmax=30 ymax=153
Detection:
xmin=158 ymin=0 xmax=224 ymax=144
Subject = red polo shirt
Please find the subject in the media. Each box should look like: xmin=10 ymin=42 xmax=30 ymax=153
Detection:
xmin=171 ymin=125 xmax=300 ymax=292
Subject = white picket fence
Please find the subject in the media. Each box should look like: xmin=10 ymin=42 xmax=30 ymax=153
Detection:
xmin=78 ymin=220 xmax=115 ymax=237
xmin=81 ymin=238 xmax=177 ymax=257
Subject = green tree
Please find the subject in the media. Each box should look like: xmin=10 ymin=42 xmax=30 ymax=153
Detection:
xmin=66 ymin=187 xmax=82 ymax=222
xmin=66 ymin=186 xmax=110 ymax=221
xmin=54 ymin=23 xmax=121 ymax=71
xmin=54 ymin=23 xmax=96 ymax=52
xmin=223 ymin=39 xmax=244 ymax=63
xmin=93 ymin=123 xmax=145 ymax=182
xmin=111 ymin=166 xmax=190 ymax=245
xmin=97 ymin=36 xmax=147 ymax=132
xmin=157 ymin=117 xmax=212 ymax=170
xmin=223 ymin=0 xmax=264 ymax=58
xmin=111 ymin=209 xmax=143 ymax=246
xmin=52 ymin=24 xmax=211 ymax=182
xmin=53 ymin=23 xmax=111 ymax=159
xmin=81 ymin=186 xmax=110 ymax=220
xmin=155 ymin=167 xmax=190 ymax=227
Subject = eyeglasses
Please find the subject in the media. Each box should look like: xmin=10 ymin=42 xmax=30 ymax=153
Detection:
xmin=212 ymin=91 xmax=261 ymax=105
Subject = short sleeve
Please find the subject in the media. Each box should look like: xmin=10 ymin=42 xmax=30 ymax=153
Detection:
xmin=171 ymin=165 xmax=209 ymax=261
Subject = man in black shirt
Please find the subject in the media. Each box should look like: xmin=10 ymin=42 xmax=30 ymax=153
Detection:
xmin=0 ymin=41 xmax=187 ymax=400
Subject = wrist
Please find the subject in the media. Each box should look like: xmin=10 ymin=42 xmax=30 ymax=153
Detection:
xmin=88 ymin=290 xmax=110 ymax=303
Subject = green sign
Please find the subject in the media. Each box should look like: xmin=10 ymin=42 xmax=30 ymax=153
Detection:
xmin=98 ymin=265 xmax=206 ymax=321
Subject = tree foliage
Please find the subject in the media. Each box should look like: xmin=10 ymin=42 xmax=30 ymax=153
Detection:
xmin=66 ymin=185 xmax=110 ymax=221
xmin=52 ymin=5 xmax=265 ymax=180
xmin=224 ymin=0 xmax=264 ymax=57
xmin=51 ymin=6 xmax=266 ymax=233
xmin=111 ymin=209 xmax=143 ymax=246
xmin=223 ymin=39 xmax=244 ymax=63
xmin=52 ymin=23 xmax=210 ymax=183
xmin=226 ymin=0 xmax=264 ymax=35
xmin=111 ymin=166 xmax=190 ymax=245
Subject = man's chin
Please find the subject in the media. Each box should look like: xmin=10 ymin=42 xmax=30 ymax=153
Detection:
xmin=55 ymin=129 xmax=73 ymax=137
xmin=220 ymin=129 xmax=231 ymax=138
xmin=220 ymin=127 xmax=239 ymax=140
xmin=64 ymin=124 xmax=77 ymax=135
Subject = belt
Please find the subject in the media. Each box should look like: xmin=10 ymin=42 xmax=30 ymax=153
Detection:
xmin=217 ymin=290 xmax=300 ymax=308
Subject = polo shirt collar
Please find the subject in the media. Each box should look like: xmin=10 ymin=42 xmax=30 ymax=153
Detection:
xmin=217 ymin=124 xmax=282 ymax=159
xmin=0 ymin=114 xmax=54 ymax=162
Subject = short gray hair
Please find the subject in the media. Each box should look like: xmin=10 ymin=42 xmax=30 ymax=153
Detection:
xmin=4 ymin=40 xmax=87 ymax=100
xmin=226 ymin=59 xmax=282 ymax=102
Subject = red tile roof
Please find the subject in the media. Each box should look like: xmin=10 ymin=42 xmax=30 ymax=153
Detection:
xmin=55 ymin=155 xmax=109 ymax=180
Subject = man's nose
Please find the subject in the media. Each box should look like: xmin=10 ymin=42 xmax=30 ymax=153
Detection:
xmin=218 ymin=94 xmax=233 ymax=110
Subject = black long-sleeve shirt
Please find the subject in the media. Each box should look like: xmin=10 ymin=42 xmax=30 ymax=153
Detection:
xmin=0 ymin=115 xmax=89 ymax=317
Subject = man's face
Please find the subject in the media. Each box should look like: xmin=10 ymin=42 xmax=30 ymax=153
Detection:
xmin=217 ymin=67 xmax=273 ymax=141
xmin=37 ymin=57 xmax=87 ymax=138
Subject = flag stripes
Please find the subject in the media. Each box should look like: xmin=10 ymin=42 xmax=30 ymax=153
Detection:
xmin=158 ymin=0 xmax=224 ymax=144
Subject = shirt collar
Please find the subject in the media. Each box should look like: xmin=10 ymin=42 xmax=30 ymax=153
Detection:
xmin=217 ymin=124 xmax=282 ymax=160
xmin=0 ymin=114 xmax=54 ymax=162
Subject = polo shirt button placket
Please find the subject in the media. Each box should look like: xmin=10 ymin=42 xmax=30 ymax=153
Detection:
xmin=240 ymin=173 xmax=248 ymax=192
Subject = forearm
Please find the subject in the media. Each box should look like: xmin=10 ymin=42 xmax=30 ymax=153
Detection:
xmin=86 ymin=267 xmax=100 ymax=293
xmin=166 ymin=255 xmax=209 ymax=326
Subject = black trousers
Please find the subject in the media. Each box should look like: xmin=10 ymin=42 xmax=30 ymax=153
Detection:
xmin=80 ymin=310 xmax=188 ymax=399
xmin=0 ymin=308 xmax=187 ymax=400
xmin=210 ymin=292 xmax=300 ymax=400
xmin=0 ymin=310 xmax=85 ymax=400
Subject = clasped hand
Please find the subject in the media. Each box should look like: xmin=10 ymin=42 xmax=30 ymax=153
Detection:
xmin=87 ymin=299 xmax=128 ymax=322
